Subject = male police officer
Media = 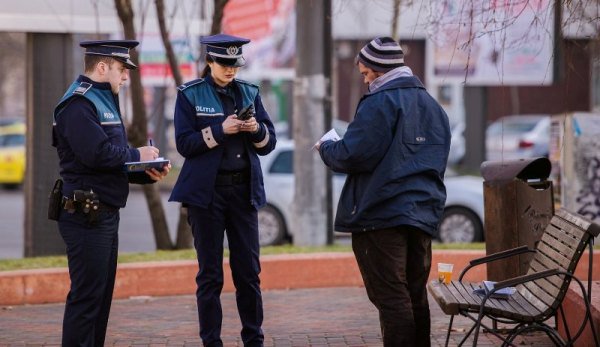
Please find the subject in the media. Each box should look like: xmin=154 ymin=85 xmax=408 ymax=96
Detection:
xmin=52 ymin=40 xmax=170 ymax=346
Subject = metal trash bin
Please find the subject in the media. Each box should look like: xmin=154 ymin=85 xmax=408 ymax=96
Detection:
xmin=481 ymin=157 xmax=554 ymax=281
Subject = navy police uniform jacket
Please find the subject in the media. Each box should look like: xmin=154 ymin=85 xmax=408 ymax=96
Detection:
xmin=52 ymin=75 xmax=143 ymax=208
xmin=169 ymin=77 xmax=276 ymax=209
xmin=319 ymin=76 xmax=451 ymax=236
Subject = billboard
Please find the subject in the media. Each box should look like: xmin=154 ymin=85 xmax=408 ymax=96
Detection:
xmin=138 ymin=34 xmax=198 ymax=87
xmin=428 ymin=0 xmax=555 ymax=85
xmin=222 ymin=0 xmax=295 ymax=76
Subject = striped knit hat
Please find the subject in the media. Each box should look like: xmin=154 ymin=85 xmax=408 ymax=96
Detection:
xmin=356 ymin=37 xmax=404 ymax=72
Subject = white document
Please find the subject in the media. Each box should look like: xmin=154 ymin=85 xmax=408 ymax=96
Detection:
xmin=314 ymin=128 xmax=341 ymax=149
xmin=320 ymin=128 xmax=341 ymax=142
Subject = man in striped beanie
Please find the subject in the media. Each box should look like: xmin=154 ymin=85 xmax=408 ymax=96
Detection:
xmin=317 ymin=36 xmax=451 ymax=347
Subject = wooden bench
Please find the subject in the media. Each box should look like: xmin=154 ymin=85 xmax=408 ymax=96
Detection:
xmin=428 ymin=208 xmax=600 ymax=346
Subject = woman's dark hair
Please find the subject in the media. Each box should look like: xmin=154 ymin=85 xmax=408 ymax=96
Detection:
xmin=201 ymin=55 xmax=214 ymax=78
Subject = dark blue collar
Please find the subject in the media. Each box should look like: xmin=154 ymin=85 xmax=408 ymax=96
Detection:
xmin=206 ymin=74 xmax=237 ymax=97
xmin=77 ymin=75 xmax=112 ymax=91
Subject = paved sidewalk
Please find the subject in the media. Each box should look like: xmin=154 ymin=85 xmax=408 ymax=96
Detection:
xmin=0 ymin=287 xmax=555 ymax=346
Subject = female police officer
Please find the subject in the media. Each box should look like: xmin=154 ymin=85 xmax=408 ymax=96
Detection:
xmin=52 ymin=40 xmax=170 ymax=346
xmin=169 ymin=34 xmax=276 ymax=347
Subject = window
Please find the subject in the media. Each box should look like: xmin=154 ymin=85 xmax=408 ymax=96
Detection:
xmin=269 ymin=150 xmax=293 ymax=174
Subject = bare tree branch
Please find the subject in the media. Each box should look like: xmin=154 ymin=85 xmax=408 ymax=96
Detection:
xmin=156 ymin=0 xmax=183 ymax=86
xmin=115 ymin=0 xmax=173 ymax=250
xmin=211 ymin=0 xmax=230 ymax=34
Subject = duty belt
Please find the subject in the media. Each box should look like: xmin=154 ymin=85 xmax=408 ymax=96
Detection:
xmin=62 ymin=196 xmax=119 ymax=214
xmin=215 ymin=171 xmax=250 ymax=186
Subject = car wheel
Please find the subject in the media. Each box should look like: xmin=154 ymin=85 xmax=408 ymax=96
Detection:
xmin=438 ymin=207 xmax=483 ymax=243
xmin=258 ymin=205 xmax=287 ymax=246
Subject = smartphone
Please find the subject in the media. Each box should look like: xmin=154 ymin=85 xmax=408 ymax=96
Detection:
xmin=237 ymin=104 xmax=255 ymax=121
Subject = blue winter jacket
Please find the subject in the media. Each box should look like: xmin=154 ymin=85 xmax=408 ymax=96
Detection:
xmin=169 ymin=78 xmax=276 ymax=209
xmin=319 ymin=76 xmax=450 ymax=236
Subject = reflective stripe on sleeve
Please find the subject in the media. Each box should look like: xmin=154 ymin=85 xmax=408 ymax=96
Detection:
xmin=202 ymin=126 xmax=218 ymax=148
xmin=253 ymin=124 xmax=269 ymax=148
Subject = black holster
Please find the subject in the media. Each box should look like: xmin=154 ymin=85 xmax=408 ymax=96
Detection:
xmin=47 ymin=179 xmax=63 ymax=221
xmin=72 ymin=189 xmax=100 ymax=225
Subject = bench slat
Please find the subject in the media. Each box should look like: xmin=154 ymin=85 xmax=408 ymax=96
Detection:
xmin=545 ymin=224 xmax=579 ymax=247
xmin=529 ymin=260 xmax=563 ymax=288
xmin=535 ymin=242 xmax=574 ymax=270
xmin=540 ymin=232 xmax=578 ymax=258
xmin=428 ymin=280 xmax=460 ymax=315
xmin=556 ymin=209 xmax=593 ymax=232
xmin=551 ymin=216 xmax=586 ymax=240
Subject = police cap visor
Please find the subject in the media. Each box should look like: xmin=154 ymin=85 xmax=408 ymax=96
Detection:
xmin=80 ymin=40 xmax=139 ymax=70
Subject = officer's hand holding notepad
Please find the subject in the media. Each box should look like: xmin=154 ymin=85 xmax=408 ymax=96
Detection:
xmin=124 ymin=157 xmax=170 ymax=172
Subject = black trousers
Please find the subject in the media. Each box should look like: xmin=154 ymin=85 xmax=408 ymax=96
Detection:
xmin=58 ymin=209 xmax=120 ymax=347
xmin=187 ymin=183 xmax=264 ymax=347
xmin=352 ymin=226 xmax=432 ymax=347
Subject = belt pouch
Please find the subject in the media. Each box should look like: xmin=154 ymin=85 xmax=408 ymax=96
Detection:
xmin=47 ymin=179 xmax=63 ymax=221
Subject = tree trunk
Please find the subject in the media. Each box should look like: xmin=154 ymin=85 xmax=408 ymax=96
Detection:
xmin=391 ymin=0 xmax=401 ymax=40
xmin=211 ymin=0 xmax=229 ymax=35
xmin=155 ymin=0 xmax=183 ymax=86
xmin=155 ymin=0 xmax=193 ymax=249
xmin=115 ymin=0 xmax=173 ymax=250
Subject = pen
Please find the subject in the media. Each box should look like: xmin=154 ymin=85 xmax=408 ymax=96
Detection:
xmin=149 ymin=139 xmax=154 ymax=147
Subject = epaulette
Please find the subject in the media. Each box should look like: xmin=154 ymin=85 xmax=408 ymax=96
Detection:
xmin=235 ymin=78 xmax=259 ymax=88
xmin=73 ymin=82 xmax=92 ymax=95
xmin=177 ymin=78 xmax=205 ymax=91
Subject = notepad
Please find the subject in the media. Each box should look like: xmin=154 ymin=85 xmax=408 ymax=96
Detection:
xmin=123 ymin=158 xmax=170 ymax=172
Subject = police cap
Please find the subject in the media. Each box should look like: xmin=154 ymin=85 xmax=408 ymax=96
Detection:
xmin=80 ymin=40 xmax=139 ymax=70
xmin=201 ymin=34 xmax=250 ymax=67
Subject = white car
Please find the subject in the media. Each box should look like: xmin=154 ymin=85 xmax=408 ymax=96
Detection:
xmin=258 ymin=139 xmax=485 ymax=246
xmin=448 ymin=122 xmax=466 ymax=166
xmin=486 ymin=115 xmax=550 ymax=161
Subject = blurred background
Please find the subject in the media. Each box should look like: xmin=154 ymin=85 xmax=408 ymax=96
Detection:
xmin=0 ymin=0 xmax=599 ymax=258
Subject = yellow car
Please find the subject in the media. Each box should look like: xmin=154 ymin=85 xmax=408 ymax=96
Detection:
xmin=0 ymin=122 xmax=26 ymax=189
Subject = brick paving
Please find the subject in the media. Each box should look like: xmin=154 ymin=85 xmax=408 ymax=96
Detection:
xmin=0 ymin=287 xmax=556 ymax=346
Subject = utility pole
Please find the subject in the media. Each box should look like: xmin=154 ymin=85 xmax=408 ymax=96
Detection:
xmin=292 ymin=0 xmax=332 ymax=246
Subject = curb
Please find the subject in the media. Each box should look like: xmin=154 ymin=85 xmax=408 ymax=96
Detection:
xmin=0 ymin=250 xmax=598 ymax=306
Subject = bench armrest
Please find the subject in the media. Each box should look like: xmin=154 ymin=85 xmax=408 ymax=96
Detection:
xmin=458 ymin=245 xmax=534 ymax=280
xmin=493 ymin=268 xmax=559 ymax=290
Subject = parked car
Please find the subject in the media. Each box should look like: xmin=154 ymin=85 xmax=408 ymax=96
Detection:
xmin=0 ymin=121 xmax=26 ymax=189
xmin=258 ymin=139 xmax=485 ymax=246
xmin=440 ymin=170 xmax=485 ymax=243
xmin=486 ymin=115 xmax=550 ymax=161
xmin=448 ymin=121 xmax=466 ymax=166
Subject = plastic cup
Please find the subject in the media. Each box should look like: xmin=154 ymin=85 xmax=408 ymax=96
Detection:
xmin=437 ymin=263 xmax=454 ymax=284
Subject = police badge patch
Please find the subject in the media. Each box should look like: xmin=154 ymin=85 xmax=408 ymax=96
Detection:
xmin=226 ymin=46 xmax=239 ymax=56
xmin=73 ymin=82 xmax=93 ymax=95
